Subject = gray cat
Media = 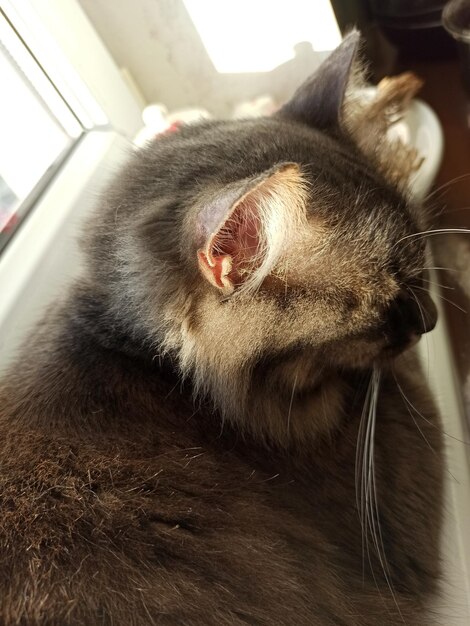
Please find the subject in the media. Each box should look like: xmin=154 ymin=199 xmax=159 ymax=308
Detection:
xmin=0 ymin=32 xmax=443 ymax=625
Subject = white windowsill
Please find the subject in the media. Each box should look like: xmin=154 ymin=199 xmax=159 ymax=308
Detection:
xmin=418 ymin=277 xmax=470 ymax=624
xmin=0 ymin=129 xmax=131 ymax=367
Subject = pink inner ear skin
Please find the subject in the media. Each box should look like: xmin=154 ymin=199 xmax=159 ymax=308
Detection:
xmin=198 ymin=198 xmax=261 ymax=292
xmin=197 ymin=249 xmax=233 ymax=291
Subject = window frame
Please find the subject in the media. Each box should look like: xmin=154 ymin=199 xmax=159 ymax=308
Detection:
xmin=0 ymin=0 xmax=141 ymax=362
xmin=2 ymin=0 xmax=142 ymax=136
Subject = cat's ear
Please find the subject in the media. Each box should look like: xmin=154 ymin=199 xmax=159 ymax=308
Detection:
xmin=197 ymin=163 xmax=307 ymax=295
xmin=278 ymin=30 xmax=360 ymax=130
xmin=344 ymin=72 xmax=425 ymax=189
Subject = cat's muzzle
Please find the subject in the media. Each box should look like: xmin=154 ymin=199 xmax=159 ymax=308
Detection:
xmin=382 ymin=290 xmax=437 ymax=353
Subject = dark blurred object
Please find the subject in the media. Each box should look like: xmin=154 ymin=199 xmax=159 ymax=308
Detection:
xmin=331 ymin=0 xmax=371 ymax=31
xmin=330 ymin=0 xmax=398 ymax=80
xmin=368 ymin=0 xmax=456 ymax=60
xmin=443 ymin=0 xmax=470 ymax=91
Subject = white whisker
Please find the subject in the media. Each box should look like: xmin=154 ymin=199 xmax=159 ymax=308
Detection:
xmin=420 ymin=277 xmax=454 ymax=291
xmin=412 ymin=284 xmax=467 ymax=314
xmin=421 ymin=266 xmax=458 ymax=273
xmin=425 ymin=173 xmax=470 ymax=201
xmin=356 ymin=367 xmax=406 ymax=621
xmin=286 ymin=373 xmax=298 ymax=439
xmin=393 ymin=372 xmax=461 ymax=483
xmin=393 ymin=373 xmax=470 ymax=448
xmin=397 ymin=228 xmax=470 ymax=245
xmin=407 ymin=287 xmax=430 ymax=379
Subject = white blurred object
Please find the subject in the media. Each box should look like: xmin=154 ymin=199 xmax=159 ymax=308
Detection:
xmin=360 ymin=87 xmax=444 ymax=201
xmin=142 ymin=104 xmax=169 ymax=133
xmin=232 ymin=95 xmax=278 ymax=119
xmin=167 ymin=107 xmax=211 ymax=125
xmin=391 ymin=98 xmax=444 ymax=201
xmin=134 ymin=104 xmax=211 ymax=147
xmin=182 ymin=0 xmax=341 ymax=73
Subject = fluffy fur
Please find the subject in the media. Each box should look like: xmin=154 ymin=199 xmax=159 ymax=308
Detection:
xmin=0 ymin=32 xmax=443 ymax=625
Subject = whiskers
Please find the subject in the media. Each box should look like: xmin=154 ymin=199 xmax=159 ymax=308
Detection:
xmin=413 ymin=282 xmax=467 ymax=314
xmin=396 ymin=225 xmax=470 ymax=314
xmin=421 ymin=173 xmax=470 ymax=221
xmin=396 ymin=227 xmax=470 ymax=246
xmin=391 ymin=228 xmax=470 ymax=290
xmin=286 ymin=372 xmax=298 ymax=439
xmin=392 ymin=369 xmax=469 ymax=449
xmin=425 ymin=172 xmax=470 ymax=203
xmin=356 ymin=366 xmax=406 ymax=622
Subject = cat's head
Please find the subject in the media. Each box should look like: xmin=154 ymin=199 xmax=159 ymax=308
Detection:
xmin=87 ymin=31 xmax=437 ymax=444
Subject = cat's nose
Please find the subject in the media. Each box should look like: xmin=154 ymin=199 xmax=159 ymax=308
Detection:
xmin=384 ymin=290 xmax=437 ymax=343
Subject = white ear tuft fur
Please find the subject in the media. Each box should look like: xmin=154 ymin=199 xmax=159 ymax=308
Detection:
xmin=343 ymin=72 xmax=424 ymax=189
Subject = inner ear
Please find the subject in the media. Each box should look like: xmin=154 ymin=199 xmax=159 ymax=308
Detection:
xmin=198 ymin=192 xmax=261 ymax=293
xmin=197 ymin=164 xmax=307 ymax=295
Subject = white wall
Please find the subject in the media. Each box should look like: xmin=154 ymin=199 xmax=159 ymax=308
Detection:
xmin=78 ymin=0 xmax=336 ymax=117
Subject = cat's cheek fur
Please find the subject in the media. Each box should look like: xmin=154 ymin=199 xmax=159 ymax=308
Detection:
xmin=171 ymin=289 xmax=364 ymax=440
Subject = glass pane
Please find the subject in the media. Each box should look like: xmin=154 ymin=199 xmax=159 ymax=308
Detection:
xmin=0 ymin=13 xmax=82 ymax=253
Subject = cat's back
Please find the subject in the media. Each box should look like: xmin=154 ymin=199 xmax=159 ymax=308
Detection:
xmin=0 ymin=305 xmax=439 ymax=626
xmin=0 ymin=326 xmax=322 ymax=626
xmin=0 ymin=301 xmax=309 ymax=625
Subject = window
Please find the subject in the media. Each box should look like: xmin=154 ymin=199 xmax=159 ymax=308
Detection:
xmin=0 ymin=0 xmax=142 ymax=256
xmin=0 ymin=0 xmax=141 ymax=363
xmin=0 ymin=10 xmax=82 ymax=253
xmin=183 ymin=0 xmax=341 ymax=73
